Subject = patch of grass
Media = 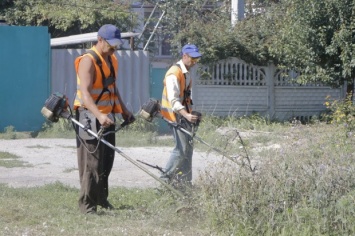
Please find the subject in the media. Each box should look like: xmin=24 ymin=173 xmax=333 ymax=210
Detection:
xmin=0 ymin=151 xmax=32 ymax=168
xmin=56 ymin=145 xmax=76 ymax=149
xmin=0 ymin=151 xmax=20 ymax=159
xmin=0 ymin=126 xmax=33 ymax=140
xmin=0 ymin=152 xmax=32 ymax=168
xmin=0 ymin=182 xmax=209 ymax=235
xmin=2 ymin=115 xmax=354 ymax=235
xmin=0 ymin=160 xmax=33 ymax=168
xmin=26 ymin=145 xmax=50 ymax=149
xmin=63 ymin=167 xmax=77 ymax=173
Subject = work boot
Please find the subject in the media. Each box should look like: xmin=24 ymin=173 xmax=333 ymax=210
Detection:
xmin=159 ymin=176 xmax=171 ymax=184
xmin=159 ymin=171 xmax=173 ymax=184
xmin=99 ymin=201 xmax=115 ymax=210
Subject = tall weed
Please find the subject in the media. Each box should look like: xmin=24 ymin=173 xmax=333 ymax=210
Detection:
xmin=192 ymin=123 xmax=355 ymax=235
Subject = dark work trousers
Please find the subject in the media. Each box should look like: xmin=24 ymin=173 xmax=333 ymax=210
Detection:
xmin=75 ymin=110 xmax=115 ymax=214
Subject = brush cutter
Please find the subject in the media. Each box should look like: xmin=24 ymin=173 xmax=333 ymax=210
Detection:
xmin=140 ymin=98 xmax=244 ymax=165
xmin=40 ymin=92 xmax=185 ymax=198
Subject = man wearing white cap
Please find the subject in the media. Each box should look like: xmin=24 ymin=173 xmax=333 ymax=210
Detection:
xmin=73 ymin=24 xmax=133 ymax=214
xmin=160 ymin=44 xmax=202 ymax=189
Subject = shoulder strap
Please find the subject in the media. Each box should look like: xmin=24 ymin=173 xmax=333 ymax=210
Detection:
xmin=175 ymin=63 xmax=188 ymax=82
xmin=174 ymin=64 xmax=192 ymax=112
xmin=86 ymin=50 xmax=116 ymax=104
xmin=86 ymin=50 xmax=105 ymax=79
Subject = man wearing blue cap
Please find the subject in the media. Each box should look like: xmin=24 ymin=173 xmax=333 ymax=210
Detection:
xmin=73 ymin=24 xmax=133 ymax=214
xmin=160 ymin=44 xmax=202 ymax=189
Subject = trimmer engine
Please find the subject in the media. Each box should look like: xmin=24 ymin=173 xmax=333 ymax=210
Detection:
xmin=41 ymin=92 xmax=69 ymax=122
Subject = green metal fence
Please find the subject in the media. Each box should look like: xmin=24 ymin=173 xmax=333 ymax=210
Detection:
xmin=0 ymin=26 xmax=50 ymax=132
xmin=150 ymin=67 xmax=169 ymax=133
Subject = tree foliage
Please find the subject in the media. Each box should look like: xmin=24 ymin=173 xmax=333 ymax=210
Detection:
xmin=0 ymin=0 xmax=136 ymax=38
xmin=2 ymin=0 xmax=354 ymax=86
xmin=145 ymin=0 xmax=236 ymax=62
xmin=148 ymin=0 xmax=354 ymax=87
xmin=143 ymin=0 xmax=285 ymax=64
xmin=269 ymin=0 xmax=355 ymax=87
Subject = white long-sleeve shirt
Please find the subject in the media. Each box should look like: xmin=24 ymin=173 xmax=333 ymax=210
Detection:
xmin=165 ymin=60 xmax=191 ymax=112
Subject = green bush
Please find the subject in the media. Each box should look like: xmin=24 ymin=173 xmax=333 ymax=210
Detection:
xmin=323 ymin=93 xmax=355 ymax=137
xmin=0 ymin=126 xmax=33 ymax=139
xmin=36 ymin=119 xmax=75 ymax=138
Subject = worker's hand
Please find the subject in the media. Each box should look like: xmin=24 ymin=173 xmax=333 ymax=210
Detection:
xmin=98 ymin=113 xmax=114 ymax=128
xmin=184 ymin=113 xmax=199 ymax=124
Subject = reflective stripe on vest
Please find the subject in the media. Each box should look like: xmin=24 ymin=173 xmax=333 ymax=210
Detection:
xmin=161 ymin=65 xmax=192 ymax=122
xmin=73 ymin=47 xmax=122 ymax=114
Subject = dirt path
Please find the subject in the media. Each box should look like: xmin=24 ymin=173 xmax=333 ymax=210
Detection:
xmin=0 ymin=138 xmax=220 ymax=189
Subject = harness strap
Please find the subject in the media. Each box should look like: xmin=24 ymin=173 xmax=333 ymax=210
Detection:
xmin=86 ymin=50 xmax=116 ymax=104
xmin=175 ymin=64 xmax=192 ymax=112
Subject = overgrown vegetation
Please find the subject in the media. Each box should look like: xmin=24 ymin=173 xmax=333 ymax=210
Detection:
xmin=36 ymin=119 xmax=76 ymax=139
xmin=0 ymin=126 xmax=33 ymax=140
xmin=153 ymin=0 xmax=354 ymax=87
xmin=0 ymin=115 xmax=354 ymax=235
xmin=324 ymin=94 xmax=355 ymax=137
xmin=195 ymin=122 xmax=355 ymax=235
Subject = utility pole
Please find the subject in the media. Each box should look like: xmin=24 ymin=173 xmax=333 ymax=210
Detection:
xmin=231 ymin=0 xmax=245 ymax=26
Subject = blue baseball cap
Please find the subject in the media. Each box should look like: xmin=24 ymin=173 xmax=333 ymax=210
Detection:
xmin=98 ymin=24 xmax=123 ymax=46
xmin=181 ymin=44 xmax=202 ymax=58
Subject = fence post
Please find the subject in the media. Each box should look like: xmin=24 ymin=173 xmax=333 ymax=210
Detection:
xmin=265 ymin=64 xmax=276 ymax=118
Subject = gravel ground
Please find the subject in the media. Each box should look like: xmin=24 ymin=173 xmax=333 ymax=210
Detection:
xmin=0 ymin=138 xmax=220 ymax=189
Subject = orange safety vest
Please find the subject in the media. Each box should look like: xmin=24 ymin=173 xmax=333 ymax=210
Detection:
xmin=161 ymin=65 xmax=192 ymax=122
xmin=73 ymin=47 xmax=122 ymax=114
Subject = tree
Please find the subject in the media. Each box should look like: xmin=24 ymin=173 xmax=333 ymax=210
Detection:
xmin=149 ymin=0 xmax=354 ymax=88
xmin=3 ymin=0 xmax=354 ymax=88
xmin=267 ymin=0 xmax=355 ymax=88
xmin=0 ymin=0 xmax=136 ymax=38
xmin=140 ymin=0 xmax=282 ymax=64
xmin=142 ymin=0 xmax=235 ymax=61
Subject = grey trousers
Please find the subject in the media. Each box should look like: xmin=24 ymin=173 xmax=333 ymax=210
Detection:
xmin=76 ymin=111 xmax=115 ymax=214
xmin=162 ymin=126 xmax=194 ymax=183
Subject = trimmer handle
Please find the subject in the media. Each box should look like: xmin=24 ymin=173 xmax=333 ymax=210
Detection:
xmin=120 ymin=115 xmax=136 ymax=128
